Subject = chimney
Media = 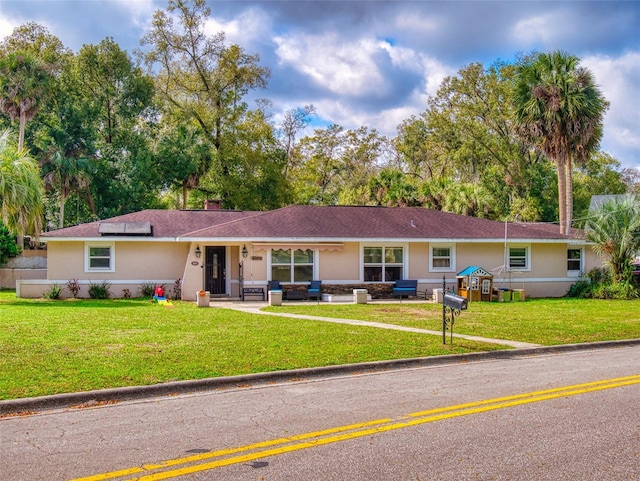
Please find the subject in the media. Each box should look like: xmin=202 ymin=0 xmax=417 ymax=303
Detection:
xmin=205 ymin=199 xmax=222 ymax=210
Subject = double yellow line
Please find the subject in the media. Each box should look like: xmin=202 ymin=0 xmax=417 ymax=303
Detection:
xmin=73 ymin=374 xmax=640 ymax=481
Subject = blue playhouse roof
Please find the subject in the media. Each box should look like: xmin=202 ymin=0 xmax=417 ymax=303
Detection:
xmin=457 ymin=266 xmax=492 ymax=277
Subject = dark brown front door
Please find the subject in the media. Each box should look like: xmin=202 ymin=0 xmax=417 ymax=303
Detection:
xmin=205 ymin=247 xmax=226 ymax=295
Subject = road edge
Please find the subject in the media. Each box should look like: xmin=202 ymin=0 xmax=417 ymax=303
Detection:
xmin=2 ymin=339 xmax=640 ymax=415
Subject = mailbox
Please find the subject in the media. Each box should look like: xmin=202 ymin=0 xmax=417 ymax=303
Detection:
xmin=443 ymin=292 xmax=467 ymax=311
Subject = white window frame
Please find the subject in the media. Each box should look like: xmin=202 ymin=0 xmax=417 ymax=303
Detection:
xmin=269 ymin=248 xmax=317 ymax=283
xmin=508 ymin=244 xmax=530 ymax=271
xmin=85 ymin=241 xmax=115 ymax=273
xmin=429 ymin=243 xmax=456 ymax=272
xmin=567 ymin=248 xmax=583 ymax=277
xmin=362 ymin=244 xmax=407 ymax=282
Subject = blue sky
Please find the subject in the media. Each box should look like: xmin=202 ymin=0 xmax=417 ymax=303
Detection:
xmin=1 ymin=0 xmax=639 ymax=170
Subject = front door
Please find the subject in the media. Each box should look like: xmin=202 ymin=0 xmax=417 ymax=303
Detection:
xmin=205 ymin=247 xmax=226 ymax=295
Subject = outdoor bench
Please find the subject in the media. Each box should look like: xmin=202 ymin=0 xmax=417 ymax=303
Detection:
xmin=392 ymin=279 xmax=418 ymax=298
xmin=242 ymin=287 xmax=266 ymax=301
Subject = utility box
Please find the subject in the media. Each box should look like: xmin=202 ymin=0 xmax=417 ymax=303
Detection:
xmin=433 ymin=288 xmax=444 ymax=303
xmin=512 ymin=289 xmax=525 ymax=301
xmin=353 ymin=289 xmax=368 ymax=304
xmin=269 ymin=290 xmax=282 ymax=306
xmin=196 ymin=290 xmax=210 ymax=307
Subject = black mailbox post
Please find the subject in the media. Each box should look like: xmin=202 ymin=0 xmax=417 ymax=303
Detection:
xmin=441 ymin=277 xmax=467 ymax=344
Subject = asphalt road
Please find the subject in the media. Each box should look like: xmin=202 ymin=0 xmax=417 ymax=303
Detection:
xmin=2 ymin=345 xmax=640 ymax=481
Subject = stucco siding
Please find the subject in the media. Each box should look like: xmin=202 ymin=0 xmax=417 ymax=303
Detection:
xmin=455 ymin=243 xmax=504 ymax=275
xmin=407 ymin=243 xmax=429 ymax=280
xmin=19 ymin=240 xmax=189 ymax=299
xmin=47 ymin=242 xmax=84 ymax=280
xmin=47 ymin=241 xmax=187 ymax=281
xmin=319 ymin=242 xmax=359 ymax=281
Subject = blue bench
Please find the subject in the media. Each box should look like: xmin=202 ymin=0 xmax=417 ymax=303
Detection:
xmin=392 ymin=279 xmax=418 ymax=298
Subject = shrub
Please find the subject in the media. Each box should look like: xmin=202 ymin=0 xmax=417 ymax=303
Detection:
xmin=43 ymin=284 xmax=62 ymax=300
xmin=587 ymin=267 xmax=609 ymax=284
xmin=591 ymin=281 xmax=639 ymax=300
xmin=578 ymin=267 xmax=640 ymax=300
xmin=88 ymin=280 xmax=111 ymax=299
xmin=139 ymin=282 xmax=155 ymax=298
xmin=66 ymin=278 xmax=81 ymax=298
xmin=172 ymin=278 xmax=182 ymax=300
xmin=566 ymin=280 xmax=592 ymax=298
xmin=0 ymin=223 xmax=19 ymax=265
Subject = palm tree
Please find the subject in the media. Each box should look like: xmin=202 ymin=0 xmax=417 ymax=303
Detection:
xmin=41 ymin=150 xmax=95 ymax=228
xmin=0 ymin=129 xmax=44 ymax=238
xmin=0 ymin=51 xmax=52 ymax=150
xmin=512 ymin=51 xmax=608 ymax=235
xmin=586 ymin=195 xmax=640 ymax=284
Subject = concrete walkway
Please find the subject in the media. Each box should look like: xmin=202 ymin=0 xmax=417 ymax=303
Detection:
xmin=210 ymin=300 xmax=542 ymax=349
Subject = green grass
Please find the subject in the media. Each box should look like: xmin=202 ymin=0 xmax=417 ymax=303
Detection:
xmin=0 ymin=292 xmax=502 ymax=400
xmin=265 ymin=297 xmax=640 ymax=345
xmin=4 ymin=293 xmax=639 ymax=401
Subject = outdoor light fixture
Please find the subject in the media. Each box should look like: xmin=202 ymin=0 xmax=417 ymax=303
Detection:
xmin=195 ymin=245 xmax=202 ymax=258
xmin=242 ymin=244 xmax=248 ymax=258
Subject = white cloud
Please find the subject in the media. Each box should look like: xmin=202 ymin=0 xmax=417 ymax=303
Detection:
xmin=510 ymin=13 xmax=560 ymax=47
xmin=419 ymin=56 xmax=454 ymax=100
xmin=275 ymin=32 xmax=387 ymax=97
xmin=112 ymin=0 xmax=157 ymax=28
xmin=583 ymin=52 xmax=640 ymax=168
xmin=0 ymin=10 xmax=25 ymax=39
xmin=205 ymin=7 xmax=271 ymax=47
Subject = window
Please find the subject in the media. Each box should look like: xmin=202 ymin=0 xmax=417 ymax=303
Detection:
xmin=430 ymin=244 xmax=455 ymax=272
xmin=363 ymin=246 xmax=403 ymax=282
xmin=508 ymin=246 xmax=528 ymax=270
xmin=271 ymin=249 xmax=314 ymax=283
xmin=85 ymin=242 xmax=114 ymax=272
xmin=567 ymin=248 xmax=582 ymax=273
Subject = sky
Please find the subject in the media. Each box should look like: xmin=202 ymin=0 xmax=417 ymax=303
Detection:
xmin=1 ymin=0 xmax=639 ymax=171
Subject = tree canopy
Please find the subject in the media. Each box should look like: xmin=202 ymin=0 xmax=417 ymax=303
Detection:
xmin=0 ymin=8 xmax=635 ymax=241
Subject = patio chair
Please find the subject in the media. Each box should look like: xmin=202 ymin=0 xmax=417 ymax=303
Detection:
xmin=307 ymin=280 xmax=322 ymax=301
xmin=268 ymin=280 xmax=282 ymax=291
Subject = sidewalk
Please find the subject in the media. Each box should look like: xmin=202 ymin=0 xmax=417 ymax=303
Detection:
xmin=209 ymin=300 xmax=542 ymax=349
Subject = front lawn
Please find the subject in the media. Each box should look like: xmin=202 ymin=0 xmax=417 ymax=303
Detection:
xmin=0 ymin=292 xmax=503 ymax=400
xmin=266 ymin=297 xmax=640 ymax=345
xmin=3 ymin=293 xmax=638 ymax=401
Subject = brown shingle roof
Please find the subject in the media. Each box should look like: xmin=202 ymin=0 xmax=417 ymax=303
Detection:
xmin=41 ymin=205 xmax=579 ymax=242
xmin=41 ymin=209 xmax=254 ymax=239
xmin=181 ymin=205 xmax=576 ymax=241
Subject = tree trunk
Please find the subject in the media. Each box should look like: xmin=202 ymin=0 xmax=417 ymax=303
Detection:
xmin=556 ymin=158 xmax=567 ymax=235
xmin=564 ymin=154 xmax=573 ymax=236
xmin=59 ymin=193 xmax=66 ymax=229
xmin=18 ymin=109 xmax=26 ymax=151
xmin=182 ymin=181 xmax=188 ymax=209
